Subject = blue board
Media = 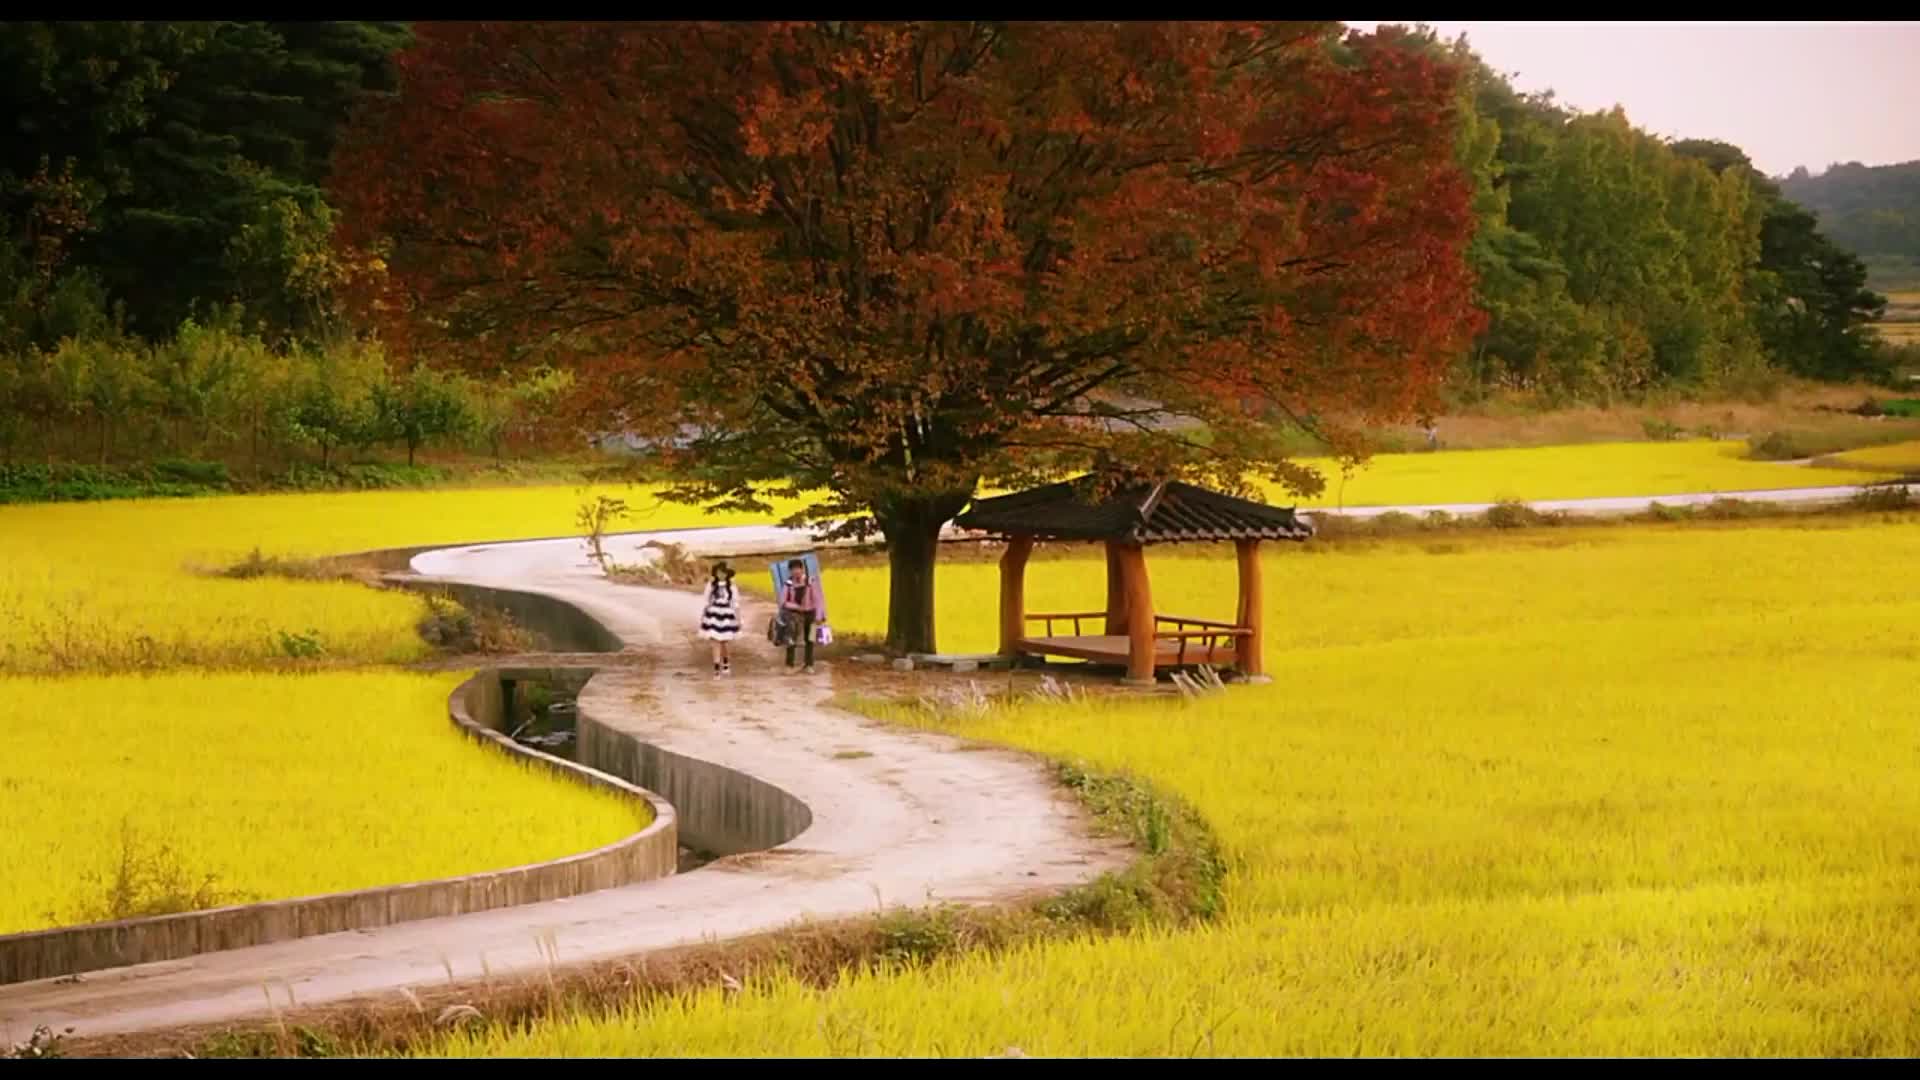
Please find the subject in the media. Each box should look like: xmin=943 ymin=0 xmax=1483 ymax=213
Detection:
xmin=768 ymin=552 xmax=827 ymax=619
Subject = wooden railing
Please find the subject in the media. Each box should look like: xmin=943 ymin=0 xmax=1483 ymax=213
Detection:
xmin=1154 ymin=614 xmax=1251 ymax=666
xmin=1025 ymin=611 xmax=1249 ymax=666
xmin=1024 ymin=610 xmax=1107 ymax=637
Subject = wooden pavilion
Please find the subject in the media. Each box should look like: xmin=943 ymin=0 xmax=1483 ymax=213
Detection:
xmin=952 ymin=473 xmax=1315 ymax=686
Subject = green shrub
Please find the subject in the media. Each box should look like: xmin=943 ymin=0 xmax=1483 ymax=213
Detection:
xmin=1641 ymin=417 xmax=1686 ymax=441
xmin=1483 ymin=501 xmax=1544 ymax=529
xmin=1640 ymin=501 xmax=1694 ymax=522
xmin=1367 ymin=511 xmax=1423 ymax=535
xmin=0 ymin=463 xmax=221 ymax=504
xmin=1850 ymin=483 xmax=1916 ymax=512
xmin=152 ymin=459 xmax=232 ymax=486
xmin=1747 ymin=431 xmax=1805 ymax=461
xmin=1700 ymin=497 xmax=1780 ymax=520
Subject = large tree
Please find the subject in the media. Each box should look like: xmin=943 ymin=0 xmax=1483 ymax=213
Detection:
xmin=0 ymin=21 xmax=411 ymax=346
xmin=331 ymin=20 xmax=1483 ymax=653
xmin=1674 ymin=140 xmax=1888 ymax=382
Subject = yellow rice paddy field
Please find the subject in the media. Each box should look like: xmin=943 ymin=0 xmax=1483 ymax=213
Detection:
xmin=0 ymin=483 xmax=816 ymax=674
xmin=1274 ymin=438 xmax=1889 ymax=509
xmin=1827 ymin=439 xmax=1920 ymax=475
xmin=445 ymin=516 xmax=1920 ymax=1056
xmin=0 ymin=670 xmax=649 ymax=936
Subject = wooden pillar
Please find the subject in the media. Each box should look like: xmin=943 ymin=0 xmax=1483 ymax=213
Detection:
xmin=1117 ymin=542 xmax=1155 ymax=685
xmin=1235 ymin=538 xmax=1268 ymax=682
xmin=999 ymin=535 xmax=1034 ymax=657
xmin=1103 ymin=540 xmax=1130 ymax=635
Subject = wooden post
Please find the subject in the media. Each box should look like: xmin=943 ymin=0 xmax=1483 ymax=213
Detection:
xmin=1118 ymin=542 xmax=1155 ymax=685
xmin=1104 ymin=540 xmax=1129 ymax=635
xmin=999 ymin=535 xmax=1034 ymax=657
xmin=1235 ymin=538 xmax=1268 ymax=683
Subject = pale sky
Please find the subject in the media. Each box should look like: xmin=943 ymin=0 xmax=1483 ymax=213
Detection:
xmin=1344 ymin=21 xmax=1920 ymax=178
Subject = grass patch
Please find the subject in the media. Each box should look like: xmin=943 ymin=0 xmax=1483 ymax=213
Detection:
xmin=1746 ymin=421 xmax=1920 ymax=462
xmin=1273 ymin=439 xmax=1891 ymax=510
xmin=0 ymin=670 xmax=650 ymax=936
xmin=0 ymin=456 xmax=636 ymax=507
xmin=1825 ymin=438 xmax=1920 ymax=474
xmin=65 ymin=818 xmax=261 ymax=925
xmin=412 ymin=591 xmax=539 ymax=655
xmin=604 ymin=541 xmax=708 ymax=589
xmin=1393 ymin=378 xmax=1901 ymax=449
xmin=5 ymin=1026 xmax=74 ymax=1060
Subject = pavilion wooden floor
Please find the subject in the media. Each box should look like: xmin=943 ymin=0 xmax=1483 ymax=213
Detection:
xmin=1014 ymin=634 xmax=1244 ymax=669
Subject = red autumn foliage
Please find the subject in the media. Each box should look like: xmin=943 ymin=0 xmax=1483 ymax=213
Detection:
xmin=330 ymin=20 xmax=1484 ymax=652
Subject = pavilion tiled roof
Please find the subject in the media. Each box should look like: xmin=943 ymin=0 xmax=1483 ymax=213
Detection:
xmin=953 ymin=474 xmax=1314 ymax=544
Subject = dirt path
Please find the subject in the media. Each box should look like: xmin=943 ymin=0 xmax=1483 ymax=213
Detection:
xmin=0 ymin=535 xmax=1130 ymax=1047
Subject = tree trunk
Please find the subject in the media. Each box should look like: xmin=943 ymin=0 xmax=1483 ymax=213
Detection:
xmin=874 ymin=490 xmax=973 ymax=656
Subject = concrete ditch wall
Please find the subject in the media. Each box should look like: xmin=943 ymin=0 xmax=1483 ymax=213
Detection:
xmin=389 ymin=577 xmax=625 ymax=654
xmin=577 ymin=713 xmax=813 ymax=857
xmin=392 ymin=571 xmax=814 ymax=856
xmin=0 ymin=670 xmax=678 ymax=988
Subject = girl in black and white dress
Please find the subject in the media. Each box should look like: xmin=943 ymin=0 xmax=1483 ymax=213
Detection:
xmin=699 ymin=562 xmax=742 ymax=676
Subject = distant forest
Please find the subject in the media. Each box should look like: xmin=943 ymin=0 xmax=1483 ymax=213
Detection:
xmin=1780 ymin=160 xmax=1920 ymax=289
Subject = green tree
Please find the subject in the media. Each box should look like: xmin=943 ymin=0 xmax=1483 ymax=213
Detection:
xmin=0 ymin=23 xmax=214 ymax=346
xmin=467 ymin=365 xmax=574 ymax=462
xmin=1404 ymin=26 xmax=1772 ymax=400
xmin=1674 ymin=140 xmax=1888 ymax=382
xmin=0 ymin=22 xmax=411 ymax=347
xmin=288 ymin=339 xmax=381 ymax=468
xmin=1439 ymin=37 xmax=1600 ymax=398
xmin=371 ymin=363 xmax=472 ymax=466
xmin=100 ymin=22 xmax=411 ymax=342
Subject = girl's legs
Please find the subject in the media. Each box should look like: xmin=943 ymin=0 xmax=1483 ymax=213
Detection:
xmin=710 ymin=641 xmax=723 ymax=675
xmin=720 ymin=642 xmax=731 ymax=675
